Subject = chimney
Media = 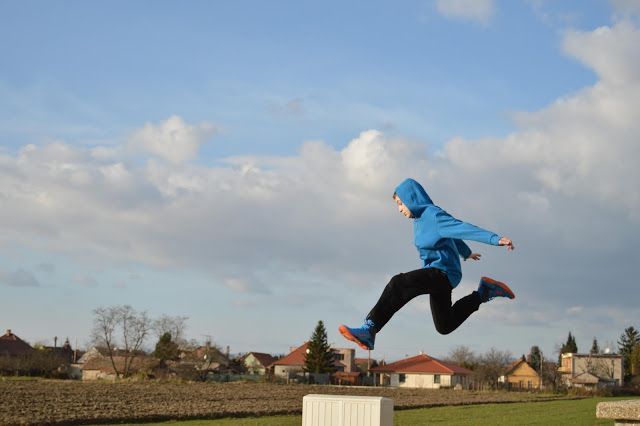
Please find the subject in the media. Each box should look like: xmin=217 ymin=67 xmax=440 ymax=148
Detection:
xmin=54 ymin=336 xmax=58 ymax=349
xmin=5 ymin=329 xmax=11 ymax=336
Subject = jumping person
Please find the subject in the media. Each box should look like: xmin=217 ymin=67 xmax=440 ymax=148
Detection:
xmin=339 ymin=178 xmax=515 ymax=351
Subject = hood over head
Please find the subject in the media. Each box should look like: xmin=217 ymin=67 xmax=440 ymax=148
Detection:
xmin=394 ymin=178 xmax=433 ymax=217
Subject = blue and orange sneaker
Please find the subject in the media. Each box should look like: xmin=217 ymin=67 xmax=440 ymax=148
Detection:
xmin=338 ymin=319 xmax=376 ymax=351
xmin=477 ymin=276 xmax=515 ymax=302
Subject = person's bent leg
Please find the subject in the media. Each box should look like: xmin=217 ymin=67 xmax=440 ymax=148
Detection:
xmin=366 ymin=268 xmax=446 ymax=333
xmin=430 ymin=286 xmax=482 ymax=335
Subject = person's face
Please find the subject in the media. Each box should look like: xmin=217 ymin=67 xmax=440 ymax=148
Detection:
xmin=394 ymin=195 xmax=413 ymax=218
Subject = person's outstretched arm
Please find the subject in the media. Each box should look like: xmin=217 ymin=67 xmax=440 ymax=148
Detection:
xmin=436 ymin=209 xmax=515 ymax=250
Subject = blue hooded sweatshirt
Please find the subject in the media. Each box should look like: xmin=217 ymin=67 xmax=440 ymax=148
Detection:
xmin=394 ymin=178 xmax=500 ymax=288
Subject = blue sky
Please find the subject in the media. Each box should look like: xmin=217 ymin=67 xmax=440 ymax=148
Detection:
xmin=1 ymin=0 xmax=639 ymax=362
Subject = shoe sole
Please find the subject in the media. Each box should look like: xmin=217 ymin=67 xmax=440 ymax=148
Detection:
xmin=338 ymin=325 xmax=372 ymax=351
xmin=480 ymin=276 xmax=516 ymax=299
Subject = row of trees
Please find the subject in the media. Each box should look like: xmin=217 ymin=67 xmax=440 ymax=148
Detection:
xmin=445 ymin=345 xmax=561 ymax=390
xmin=91 ymin=305 xmax=189 ymax=378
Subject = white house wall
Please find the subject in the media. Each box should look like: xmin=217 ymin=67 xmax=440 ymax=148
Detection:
xmin=391 ymin=373 xmax=454 ymax=389
xmin=274 ymin=365 xmax=304 ymax=379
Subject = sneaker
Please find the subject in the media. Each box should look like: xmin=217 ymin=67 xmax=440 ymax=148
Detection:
xmin=338 ymin=319 xmax=376 ymax=350
xmin=477 ymin=276 xmax=515 ymax=302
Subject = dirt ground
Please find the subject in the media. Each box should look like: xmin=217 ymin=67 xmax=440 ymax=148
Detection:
xmin=0 ymin=379 xmax=574 ymax=425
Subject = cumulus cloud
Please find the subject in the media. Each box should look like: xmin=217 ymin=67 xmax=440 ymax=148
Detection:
xmin=1 ymin=19 xmax=639 ymax=350
xmin=611 ymin=0 xmax=640 ymax=19
xmin=128 ymin=115 xmax=216 ymax=164
xmin=435 ymin=0 xmax=495 ymax=25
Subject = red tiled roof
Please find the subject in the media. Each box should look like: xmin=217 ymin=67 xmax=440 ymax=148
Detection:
xmin=370 ymin=354 xmax=472 ymax=375
xmin=0 ymin=330 xmax=35 ymax=356
xmin=247 ymin=352 xmax=276 ymax=368
xmin=269 ymin=342 xmax=309 ymax=367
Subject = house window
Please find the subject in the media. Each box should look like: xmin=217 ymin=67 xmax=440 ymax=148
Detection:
xmin=334 ymin=353 xmax=344 ymax=361
xmin=399 ymin=374 xmax=406 ymax=383
xmin=434 ymin=374 xmax=441 ymax=384
xmin=528 ymin=380 xmax=532 ymax=389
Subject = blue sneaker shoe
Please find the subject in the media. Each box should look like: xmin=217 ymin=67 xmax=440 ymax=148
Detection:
xmin=477 ymin=276 xmax=515 ymax=303
xmin=338 ymin=319 xmax=376 ymax=350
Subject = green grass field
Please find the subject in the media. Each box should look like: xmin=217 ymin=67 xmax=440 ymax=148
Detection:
xmin=146 ymin=397 xmax=639 ymax=426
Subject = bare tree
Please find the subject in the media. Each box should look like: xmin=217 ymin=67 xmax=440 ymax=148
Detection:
xmin=446 ymin=345 xmax=478 ymax=370
xmin=475 ymin=347 xmax=513 ymax=390
xmin=153 ymin=314 xmax=189 ymax=346
xmin=91 ymin=305 xmax=151 ymax=378
xmin=91 ymin=306 xmax=121 ymax=377
xmin=120 ymin=305 xmax=151 ymax=377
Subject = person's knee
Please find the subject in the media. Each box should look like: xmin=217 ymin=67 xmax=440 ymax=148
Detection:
xmin=434 ymin=322 xmax=454 ymax=335
xmin=387 ymin=273 xmax=404 ymax=290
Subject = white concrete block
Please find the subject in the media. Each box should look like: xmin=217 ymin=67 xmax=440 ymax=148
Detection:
xmin=302 ymin=394 xmax=394 ymax=426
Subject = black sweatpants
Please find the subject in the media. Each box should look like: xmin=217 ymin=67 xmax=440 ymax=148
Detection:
xmin=366 ymin=268 xmax=482 ymax=335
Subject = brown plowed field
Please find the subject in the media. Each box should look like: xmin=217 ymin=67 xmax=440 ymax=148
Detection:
xmin=0 ymin=380 xmax=574 ymax=425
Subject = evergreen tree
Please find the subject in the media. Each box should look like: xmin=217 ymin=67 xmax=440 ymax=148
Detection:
xmin=590 ymin=338 xmax=600 ymax=355
xmin=618 ymin=326 xmax=640 ymax=380
xmin=153 ymin=332 xmax=180 ymax=362
xmin=569 ymin=333 xmax=578 ymax=353
xmin=562 ymin=332 xmax=578 ymax=353
xmin=559 ymin=332 xmax=578 ymax=363
xmin=304 ymin=321 xmax=335 ymax=374
xmin=528 ymin=346 xmax=542 ymax=371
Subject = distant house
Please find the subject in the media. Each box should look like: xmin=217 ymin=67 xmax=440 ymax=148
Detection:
xmin=558 ymin=353 xmax=623 ymax=388
xmin=355 ymin=357 xmax=378 ymax=375
xmin=178 ymin=344 xmax=233 ymax=374
xmin=269 ymin=342 xmax=309 ymax=380
xmin=242 ymin=352 xmax=276 ymax=375
xmin=0 ymin=329 xmax=34 ymax=357
xmin=43 ymin=338 xmax=75 ymax=364
xmin=76 ymin=347 xmax=107 ymax=365
xmin=499 ymin=358 xmax=541 ymax=390
xmin=268 ymin=342 xmax=358 ymax=383
xmin=370 ymin=353 xmax=473 ymax=389
xmin=81 ymin=355 xmax=160 ymax=380
xmin=71 ymin=347 xmax=109 ymax=379
xmin=332 ymin=347 xmax=356 ymax=373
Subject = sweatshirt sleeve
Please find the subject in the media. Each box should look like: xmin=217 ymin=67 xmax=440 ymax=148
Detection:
xmin=454 ymin=239 xmax=472 ymax=259
xmin=434 ymin=209 xmax=500 ymax=246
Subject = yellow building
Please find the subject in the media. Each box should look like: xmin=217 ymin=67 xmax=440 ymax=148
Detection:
xmin=499 ymin=358 xmax=541 ymax=390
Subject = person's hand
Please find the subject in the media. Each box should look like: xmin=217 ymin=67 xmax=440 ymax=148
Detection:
xmin=465 ymin=253 xmax=481 ymax=261
xmin=499 ymin=237 xmax=515 ymax=251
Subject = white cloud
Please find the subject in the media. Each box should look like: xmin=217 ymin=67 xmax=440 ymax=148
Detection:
xmin=563 ymin=22 xmax=640 ymax=86
xmin=1 ymin=19 xmax=639 ymax=350
xmin=224 ymin=278 xmax=249 ymax=293
xmin=567 ymin=306 xmax=584 ymax=315
xmin=611 ymin=0 xmax=640 ymax=19
xmin=435 ymin=0 xmax=495 ymax=25
xmin=128 ymin=115 xmax=216 ymax=164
